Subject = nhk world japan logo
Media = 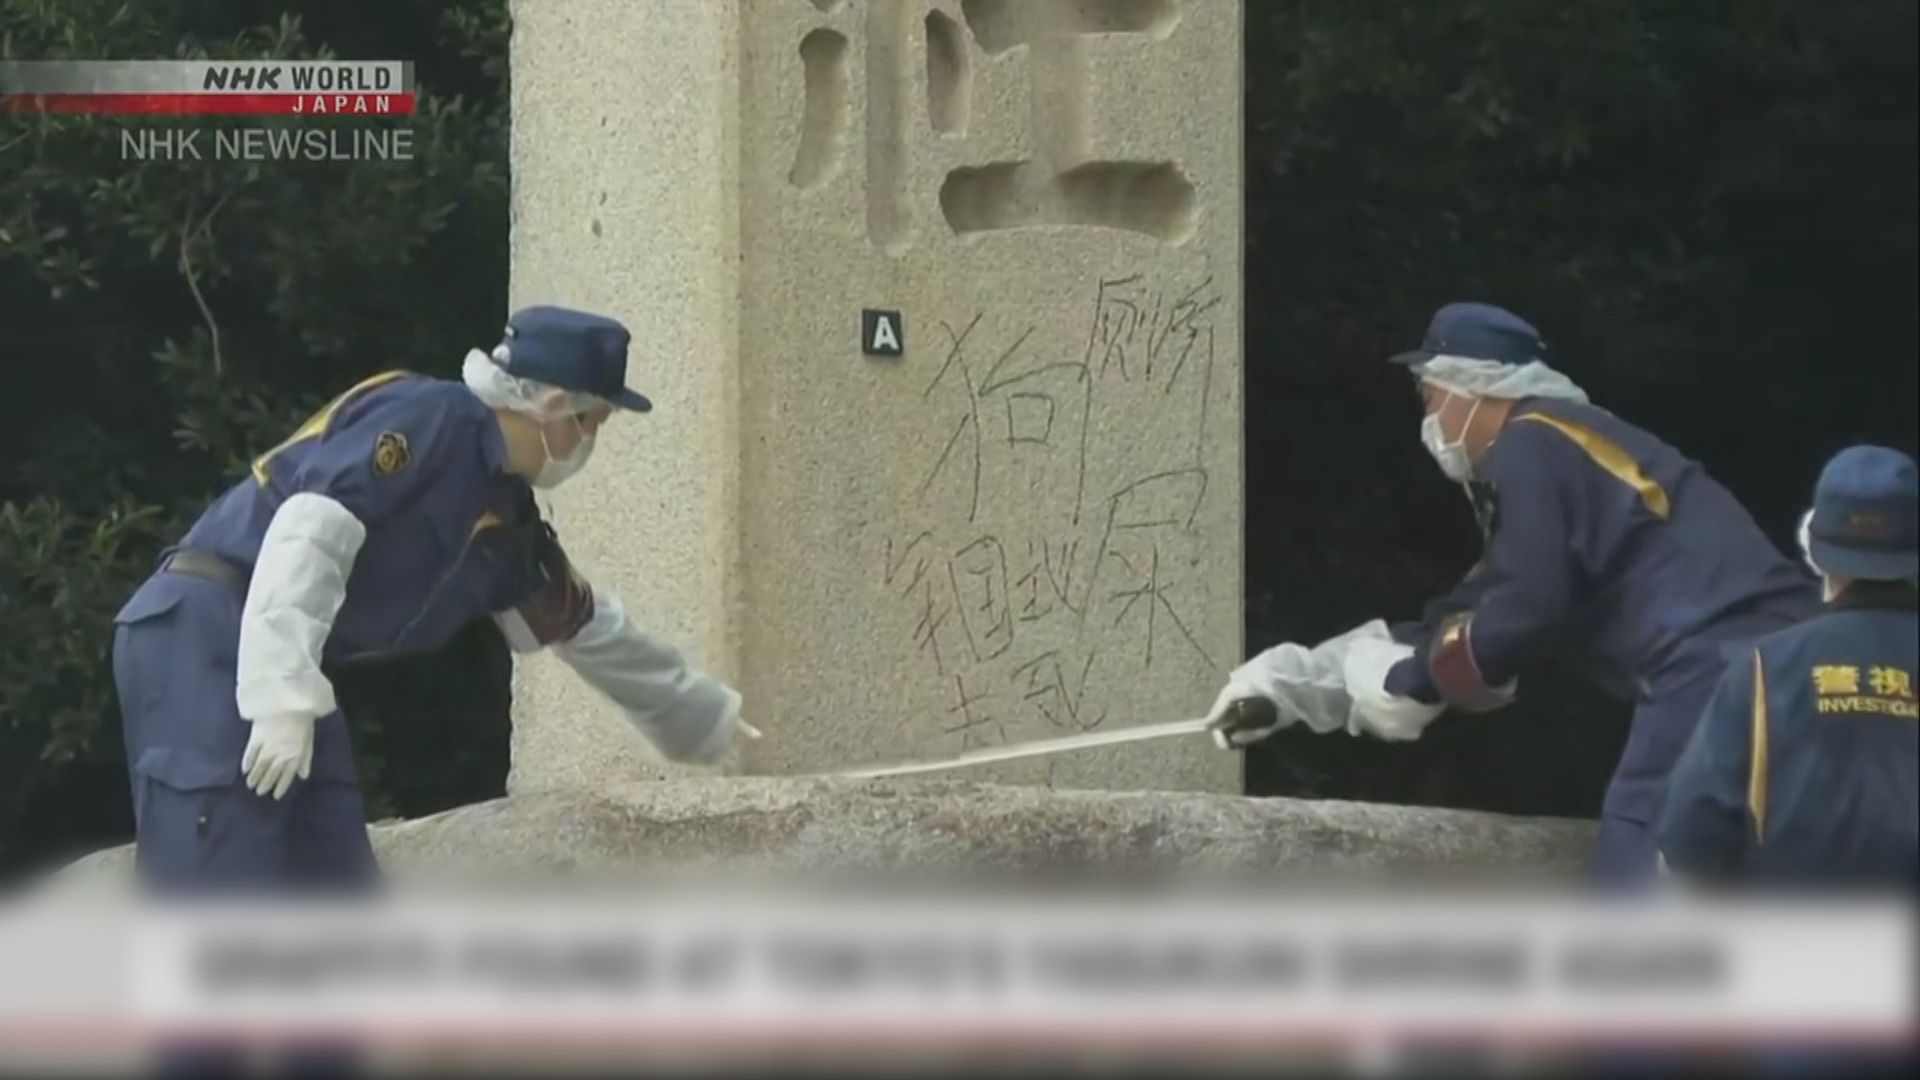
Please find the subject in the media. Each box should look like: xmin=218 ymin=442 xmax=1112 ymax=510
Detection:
xmin=0 ymin=60 xmax=414 ymax=115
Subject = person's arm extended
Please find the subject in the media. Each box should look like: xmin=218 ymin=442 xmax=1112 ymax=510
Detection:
xmin=493 ymin=525 xmax=752 ymax=764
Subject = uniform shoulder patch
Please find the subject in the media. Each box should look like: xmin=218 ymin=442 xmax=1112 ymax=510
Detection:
xmin=372 ymin=431 xmax=411 ymax=477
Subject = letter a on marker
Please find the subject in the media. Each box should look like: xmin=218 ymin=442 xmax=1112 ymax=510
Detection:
xmin=862 ymin=309 xmax=905 ymax=357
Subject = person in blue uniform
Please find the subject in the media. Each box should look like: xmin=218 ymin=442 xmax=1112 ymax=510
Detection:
xmin=1207 ymin=303 xmax=1819 ymax=884
xmin=110 ymin=305 xmax=758 ymax=890
xmin=1658 ymin=445 xmax=1918 ymax=889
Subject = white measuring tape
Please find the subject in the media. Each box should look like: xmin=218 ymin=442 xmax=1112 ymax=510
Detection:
xmin=823 ymin=716 xmax=1219 ymax=779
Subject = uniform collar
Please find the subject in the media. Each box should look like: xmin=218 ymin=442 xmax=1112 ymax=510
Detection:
xmin=1827 ymin=580 xmax=1920 ymax=614
xmin=1481 ymin=395 xmax=1541 ymax=455
xmin=473 ymin=395 xmax=512 ymax=476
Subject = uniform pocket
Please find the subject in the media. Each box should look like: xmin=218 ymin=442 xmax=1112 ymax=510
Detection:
xmin=136 ymin=746 xmax=239 ymax=790
xmin=114 ymin=579 xmax=187 ymax=626
xmin=131 ymin=746 xmax=242 ymax=882
xmin=112 ymin=581 xmax=192 ymax=720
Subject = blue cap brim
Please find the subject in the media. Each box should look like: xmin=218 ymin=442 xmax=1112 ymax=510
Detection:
xmin=1810 ymin=537 xmax=1918 ymax=581
xmin=1388 ymin=349 xmax=1435 ymax=367
xmin=609 ymin=388 xmax=653 ymax=413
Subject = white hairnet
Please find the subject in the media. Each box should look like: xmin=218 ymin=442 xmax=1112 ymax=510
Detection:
xmin=1797 ymin=508 xmax=1823 ymax=576
xmin=461 ymin=348 xmax=605 ymax=420
xmin=1417 ymin=354 xmax=1590 ymax=404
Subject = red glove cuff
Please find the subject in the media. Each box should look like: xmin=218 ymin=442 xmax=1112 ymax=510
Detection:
xmin=1428 ymin=614 xmax=1514 ymax=713
xmin=516 ymin=524 xmax=595 ymax=645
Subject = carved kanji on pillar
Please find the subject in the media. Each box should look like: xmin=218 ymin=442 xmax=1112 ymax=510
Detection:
xmin=940 ymin=0 xmax=1196 ymax=244
xmin=788 ymin=0 xmax=914 ymax=253
xmin=787 ymin=0 xmax=1198 ymax=255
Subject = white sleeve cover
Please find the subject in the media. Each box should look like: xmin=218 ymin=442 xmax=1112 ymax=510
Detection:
xmin=1219 ymin=619 xmax=1395 ymax=735
xmin=552 ymin=587 xmax=741 ymax=763
xmin=234 ymin=492 xmax=367 ymax=722
xmin=1341 ymin=635 xmax=1448 ymax=742
xmin=492 ymin=609 xmax=544 ymax=654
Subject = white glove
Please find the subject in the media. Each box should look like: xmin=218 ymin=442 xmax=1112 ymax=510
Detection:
xmin=660 ymin=680 xmax=764 ymax=764
xmin=1204 ymin=620 xmax=1400 ymax=749
xmin=553 ymin=587 xmax=750 ymax=764
xmin=626 ymin=680 xmax=762 ymax=768
xmin=691 ymin=714 xmax=762 ymax=766
xmin=1341 ymin=637 xmax=1445 ymax=742
xmin=240 ymin=713 xmax=316 ymax=800
xmin=1206 ymin=682 xmax=1286 ymax=749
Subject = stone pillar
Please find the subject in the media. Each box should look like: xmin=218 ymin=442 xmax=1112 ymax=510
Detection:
xmin=505 ymin=0 xmax=743 ymax=792
xmin=510 ymin=0 xmax=1242 ymax=795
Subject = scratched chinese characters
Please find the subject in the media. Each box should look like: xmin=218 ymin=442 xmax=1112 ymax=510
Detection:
xmin=881 ymin=272 xmax=1224 ymax=753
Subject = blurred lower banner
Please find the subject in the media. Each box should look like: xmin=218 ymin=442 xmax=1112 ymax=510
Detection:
xmin=1 ymin=886 xmax=1913 ymax=1070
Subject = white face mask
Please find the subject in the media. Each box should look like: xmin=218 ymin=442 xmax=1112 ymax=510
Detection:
xmin=1420 ymin=391 xmax=1481 ymax=483
xmin=532 ymin=415 xmax=595 ymax=489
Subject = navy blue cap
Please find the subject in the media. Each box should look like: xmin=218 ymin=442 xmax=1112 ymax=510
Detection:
xmin=1808 ymin=445 xmax=1918 ymax=581
xmin=1389 ymin=302 xmax=1546 ymax=368
xmin=496 ymin=305 xmax=651 ymax=412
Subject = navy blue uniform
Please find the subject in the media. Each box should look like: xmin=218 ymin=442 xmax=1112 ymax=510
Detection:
xmin=1385 ymin=397 xmax=1820 ymax=881
xmin=1658 ymin=585 xmax=1918 ymax=888
xmin=111 ymin=373 xmax=556 ymax=889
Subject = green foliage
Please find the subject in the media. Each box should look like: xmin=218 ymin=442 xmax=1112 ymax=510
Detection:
xmin=0 ymin=0 xmax=513 ymax=878
xmin=0 ymin=498 xmax=174 ymax=761
xmin=1246 ymin=0 xmax=1914 ymax=382
xmin=1242 ymin=0 xmax=1917 ymax=811
xmin=441 ymin=0 xmax=511 ymax=85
